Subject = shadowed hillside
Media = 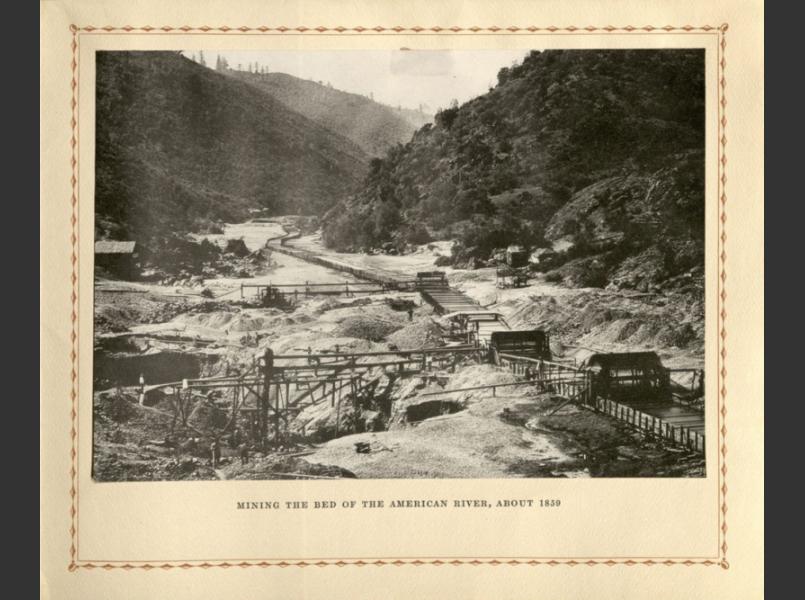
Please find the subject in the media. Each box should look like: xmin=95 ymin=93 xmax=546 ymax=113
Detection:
xmin=95 ymin=51 xmax=369 ymax=247
xmin=322 ymin=49 xmax=704 ymax=292
xmin=229 ymin=70 xmax=431 ymax=157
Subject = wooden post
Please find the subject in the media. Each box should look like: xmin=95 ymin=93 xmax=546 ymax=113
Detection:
xmin=335 ymin=393 xmax=341 ymax=437
xmin=231 ymin=385 xmax=238 ymax=422
xmin=260 ymin=348 xmax=274 ymax=450
xmin=274 ymin=383 xmax=281 ymax=445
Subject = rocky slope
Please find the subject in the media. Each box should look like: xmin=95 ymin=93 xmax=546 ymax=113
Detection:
xmin=229 ymin=70 xmax=431 ymax=157
xmin=322 ymin=49 xmax=705 ymax=292
xmin=95 ymin=51 xmax=370 ymax=249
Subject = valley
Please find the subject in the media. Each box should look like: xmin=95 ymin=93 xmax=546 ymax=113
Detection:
xmin=92 ymin=49 xmax=707 ymax=482
xmin=93 ymin=219 xmax=705 ymax=481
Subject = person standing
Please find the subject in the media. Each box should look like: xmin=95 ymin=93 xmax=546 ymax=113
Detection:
xmin=210 ymin=439 xmax=220 ymax=468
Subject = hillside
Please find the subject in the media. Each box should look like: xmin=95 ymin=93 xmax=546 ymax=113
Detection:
xmin=95 ymin=51 xmax=369 ymax=248
xmin=229 ymin=70 xmax=431 ymax=157
xmin=322 ymin=49 xmax=704 ymax=292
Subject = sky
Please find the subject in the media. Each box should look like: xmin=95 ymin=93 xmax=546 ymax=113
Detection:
xmin=183 ymin=49 xmax=531 ymax=113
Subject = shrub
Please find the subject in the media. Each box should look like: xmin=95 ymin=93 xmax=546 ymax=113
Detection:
xmin=404 ymin=222 xmax=433 ymax=245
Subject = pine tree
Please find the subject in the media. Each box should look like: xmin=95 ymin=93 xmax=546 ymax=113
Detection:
xmin=198 ymin=50 xmax=206 ymax=67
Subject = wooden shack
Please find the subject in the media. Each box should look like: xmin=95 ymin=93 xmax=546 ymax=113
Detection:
xmin=490 ymin=330 xmax=552 ymax=363
xmin=584 ymin=352 xmax=670 ymax=403
xmin=94 ymin=241 xmax=138 ymax=279
xmin=496 ymin=266 xmax=529 ymax=288
xmin=505 ymin=245 xmax=528 ymax=268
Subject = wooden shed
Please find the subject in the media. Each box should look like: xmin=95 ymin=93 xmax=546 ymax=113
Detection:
xmin=583 ymin=352 xmax=670 ymax=402
xmin=95 ymin=241 xmax=138 ymax=279
xmin=490 ymin=330 xmax=552 ymax=363
xmin=505 ymin=245 xmax=528 ymax=268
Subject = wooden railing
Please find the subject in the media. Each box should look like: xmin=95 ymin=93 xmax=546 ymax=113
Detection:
xmin=496 ymin=353 xmax=589 ymax=400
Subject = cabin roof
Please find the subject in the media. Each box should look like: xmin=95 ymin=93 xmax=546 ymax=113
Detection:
xmin=95 ymin=241 xmax=136 ymax=254
xmin=585 ymin=351 xmax=663 ymax=370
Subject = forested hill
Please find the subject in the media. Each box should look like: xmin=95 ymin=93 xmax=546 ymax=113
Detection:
xmin=95 ymin=51 xmax=369 ymax=246
xmin=322 ymin=50 xmax=705 ymax=291
xmin=229 ymin=71 xmax=431 ymax=157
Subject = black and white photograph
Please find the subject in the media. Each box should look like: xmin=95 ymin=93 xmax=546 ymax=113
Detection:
xmin=92 ymin=48 xmax=706 ymax=482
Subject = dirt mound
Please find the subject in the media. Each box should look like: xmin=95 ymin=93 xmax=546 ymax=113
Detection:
xmin=387 ymin=319 xmax=444 ymax=349
xmin=268 ymin=334 xmax=381 ymax=357
xmin=291 ymin=393 xmax=359 ymax=442
xmin=94 ymin=291 xmax=191 ymax=333
xmin=384 ymin=297 xmax=417 ymax=312
xmin=307 ymin=296 xmax=374 ymax=315
xmin=335 ymin=315 xmax=404 ymax=342
xmin=223 ymin=455 xmax=356 ymax=480
xmin=447 ymin=364 xmax=520 ymax=397
xmin=178 ymin=309 xmax=292 ymax=333
xmin=502 ymin=290 xmax=704 ymax=356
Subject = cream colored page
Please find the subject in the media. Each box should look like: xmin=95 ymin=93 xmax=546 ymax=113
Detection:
xmin=41 ymin=1 xmax=763 ymax=599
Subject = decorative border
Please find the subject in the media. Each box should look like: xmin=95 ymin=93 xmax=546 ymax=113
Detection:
xmin=67 ymin=23 xmax=728 ymax=571
xmin=69 ymin=27 xmax=80 ymax=570
xmin=72 ymin=24 xmax=723 ymax=33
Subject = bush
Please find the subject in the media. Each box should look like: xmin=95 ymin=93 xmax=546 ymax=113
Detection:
xmin=404 ymin=222 xmax=433 ymax=245
xmin=435 ymin=106 xmax=459 ymax=129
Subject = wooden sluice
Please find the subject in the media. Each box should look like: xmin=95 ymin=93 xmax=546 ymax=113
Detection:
xmin=594 ymin=396 xmax=705 ymax=453
xmin=240 ymin=281 xmax=391 ymax=301
xmin=266 ymin=227 xmax=417 ymax=289
xmin=416 ymin=271 xmax=483 ymax=315
xmin=496 ymin=350 xmax=705 ymax=454
xmin=138 ymin=345 xmax=485 ymax=448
